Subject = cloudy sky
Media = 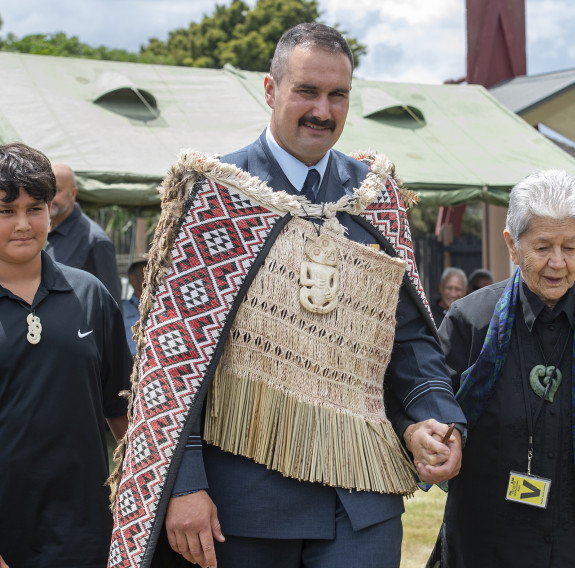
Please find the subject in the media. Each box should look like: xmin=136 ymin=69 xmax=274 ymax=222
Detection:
xmin=1 ymin=0 xmax=574 ymax=84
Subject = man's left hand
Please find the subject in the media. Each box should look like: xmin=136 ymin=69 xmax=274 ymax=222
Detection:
xmin=403 ymin=419 xmax=462 ymax=484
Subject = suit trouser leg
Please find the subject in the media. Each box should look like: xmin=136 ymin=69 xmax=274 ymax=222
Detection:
xmin=301 ymin=505 xmax=402 ymax=568
xmin=214 ymin=497 xmax=403 ymax=568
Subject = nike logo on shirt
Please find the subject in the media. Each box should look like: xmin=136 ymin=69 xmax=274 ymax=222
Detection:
xmin=78 ymin=330 xmax=94 ymax=338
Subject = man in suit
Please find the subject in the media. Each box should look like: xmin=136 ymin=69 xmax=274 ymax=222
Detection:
xmin=162 ymin=23 xmax=465 ymax=568
xmin=46 ymin=163 xmax=123 ymax=309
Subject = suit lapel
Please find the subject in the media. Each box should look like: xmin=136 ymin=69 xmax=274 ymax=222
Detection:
xmin=317 ymin=151 xmax=353 ymax=203
xmin=247 ymin=131 xmax=298 ymax=195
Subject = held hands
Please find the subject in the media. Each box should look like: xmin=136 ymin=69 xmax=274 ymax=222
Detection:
xmin=403 ymin=419 xmax=462 ymax=484
xmin=165 ymin=490 xmax=225 ymax=568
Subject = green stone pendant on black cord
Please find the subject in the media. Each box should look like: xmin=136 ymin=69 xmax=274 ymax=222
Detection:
xmin=529 ymin=365 xmax=562 ymax=402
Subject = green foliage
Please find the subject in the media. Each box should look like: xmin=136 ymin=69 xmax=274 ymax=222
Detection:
xmin=344 ymin=35 xmax=367 ymax=70
xmin=460 ymin=203 xmax=483 ymax=239
xmin=139 ymin=0 xmax=323 ymax=70
xmin=0 ymin=31 xmax=139 ymax=62
xmin=138 ymin=0 xmax=366 ymax=71
xmin=407 ymin=204 xmax=440 ymax=237
xmin=0 ymin=1 xmax=366 ymax=72
xmin=0 ymin=2 xmax=365 ymax=72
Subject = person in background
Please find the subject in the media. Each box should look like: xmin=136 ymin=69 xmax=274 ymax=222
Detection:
xmin=431 ymin=267 xmax=467 ymax=326
xmin=0 ymin=143 xmax=132 ymax=568
xmin=122 ymin=257 xmax=146 ymax=357
xmin=433 ymin=169 xmax=575 ymax=567
xmin=46 ymin=163 xmax=123 ymax=309
xmin=466 ymin=268 xmax=494 ymax=294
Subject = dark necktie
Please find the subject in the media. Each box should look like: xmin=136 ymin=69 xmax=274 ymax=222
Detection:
xmin=301 ymin=168 xmax=320 ymax=203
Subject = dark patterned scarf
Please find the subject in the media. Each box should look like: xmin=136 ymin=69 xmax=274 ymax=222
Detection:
xmin=456 ymin=269 xmax=521 ymax=429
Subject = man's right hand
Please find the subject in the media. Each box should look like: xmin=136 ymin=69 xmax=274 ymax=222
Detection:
xmin=165 ymin=490 xmax=225 ymax=568
xmin=0 ymin=554 xmax=9 ymax=568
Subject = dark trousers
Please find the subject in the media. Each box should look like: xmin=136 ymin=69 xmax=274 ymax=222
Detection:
xmin=152 ymin=498 xmax=402 ymax=568
xmin=217 ymin=496 xmax=402 ymax=568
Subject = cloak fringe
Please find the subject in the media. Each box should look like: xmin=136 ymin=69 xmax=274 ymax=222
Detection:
xmin=205 ymin=370 xmax=417 ymax=494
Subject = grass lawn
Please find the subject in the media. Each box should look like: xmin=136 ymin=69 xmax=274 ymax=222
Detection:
xmin=107 ymin=431 xmax=117 ymax=470
xmin=401 ymin=486 xmax=446 ymax=568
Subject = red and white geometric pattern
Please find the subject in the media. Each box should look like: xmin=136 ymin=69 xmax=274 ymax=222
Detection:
xmin=361 ymin=175 xmax=432 ymax=320
xmin=109 ymin=176 xmax=282 ymax=567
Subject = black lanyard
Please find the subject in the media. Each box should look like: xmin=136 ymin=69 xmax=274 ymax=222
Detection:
xmin=515 ymin=317 xmax=570 ymax=474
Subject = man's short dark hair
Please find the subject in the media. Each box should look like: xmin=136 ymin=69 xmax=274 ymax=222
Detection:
xmin=0 ymin=142 xmax=56 ymax=203
xmin=127 ymin=259 xmax=147 ymax=278
xmin=467 ymin=268 xmax=494 ymax=292
xmin=270 ymin=23 xmax=354 ymax=84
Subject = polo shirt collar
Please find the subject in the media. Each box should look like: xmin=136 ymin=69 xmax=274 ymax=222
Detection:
xmin=40 ymin=250 xmax=74 ymax=292
xmin=0 ymin=251 xmax=71 ymax=306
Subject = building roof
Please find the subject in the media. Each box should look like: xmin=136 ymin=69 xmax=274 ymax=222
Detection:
xmin=489 ymin=68 xmax=575 ymax=144
xmin=490 ymin=67 xmax=575 ymax=114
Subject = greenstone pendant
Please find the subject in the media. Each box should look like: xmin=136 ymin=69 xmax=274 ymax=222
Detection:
xmin=529 ymin=365 xmax=562 ymax=402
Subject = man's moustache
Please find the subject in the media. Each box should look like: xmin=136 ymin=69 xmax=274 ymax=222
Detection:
xmin=299 ymin=116 xmax=336 ymax=131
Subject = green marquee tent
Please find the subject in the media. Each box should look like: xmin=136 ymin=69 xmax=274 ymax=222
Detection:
xmin=1 ymin=52 xmax=574 ymax=209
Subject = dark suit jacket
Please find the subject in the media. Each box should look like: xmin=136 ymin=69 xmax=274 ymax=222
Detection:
xmin=46 ymin=203 xmax=123 ymax=310
xmin=178 ymin=132 xmax=465 ymax=539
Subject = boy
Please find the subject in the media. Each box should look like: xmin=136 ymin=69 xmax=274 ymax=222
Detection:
xmin=0 ymin=143 xmax=131 ymax=568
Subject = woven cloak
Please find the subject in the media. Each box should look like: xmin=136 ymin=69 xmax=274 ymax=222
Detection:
xmin=204 ymin=215 xmax=412 ymax=492
xmin=108 ymin=151 xmax=431 ymax=568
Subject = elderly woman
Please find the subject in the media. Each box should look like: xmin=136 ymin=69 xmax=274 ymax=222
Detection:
xmin=433 ymin=169 xmax=575 ymax=567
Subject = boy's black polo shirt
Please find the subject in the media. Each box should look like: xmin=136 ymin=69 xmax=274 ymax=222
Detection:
xmin=0 ymin=251 xmax=132 ymax=568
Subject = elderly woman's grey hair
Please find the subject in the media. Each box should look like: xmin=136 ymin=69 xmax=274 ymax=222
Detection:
xmin=440 ymin=266 xmax=467 ymax=286
xmin=506 ymin=169 xmax=575 ymax=243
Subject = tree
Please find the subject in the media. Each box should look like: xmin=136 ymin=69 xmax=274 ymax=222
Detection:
xmin=0 ymin=31 xmax=139 ymax=62
xmin=0 ymin=0 xmax=366 ymax=71
xmin=139 ymin=0 xmax=366 ymax=71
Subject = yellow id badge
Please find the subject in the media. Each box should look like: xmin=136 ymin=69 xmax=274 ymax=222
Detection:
xmin=506 ymin=471 xmax=551 ymax=509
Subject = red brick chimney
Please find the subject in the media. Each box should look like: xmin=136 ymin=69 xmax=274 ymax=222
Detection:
xmin=466 ymin=0 xmax=526 ymax=87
